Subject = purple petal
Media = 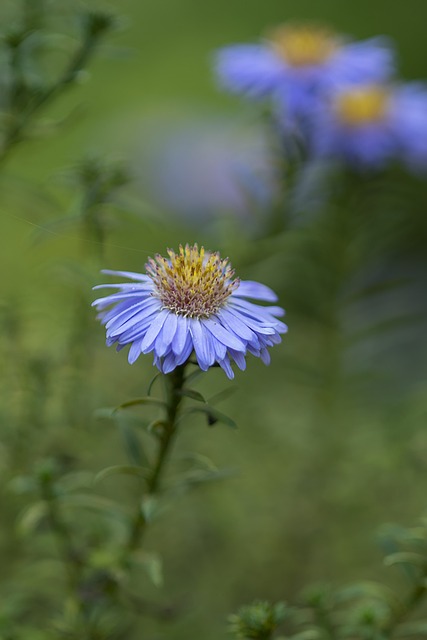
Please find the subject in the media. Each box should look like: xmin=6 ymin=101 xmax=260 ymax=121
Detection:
xmin=101 ymin=269 xmax=151 ymax=281
xmin=92 ymin=291 xmax=150 ymax=310
xmin=218 ymin=355 xmax=234 ymax=379
xmin=218 ymin=308 xmax=254 ymax=341
xmin=189 ymin=319 xmax=215 ymax=370
xmin=260 ymin=348 xmax=271 ymax=365
xmin=155 ymin=312 xmax=178 ymax=357
xmin=128 ymin=339 xmax=143 ymax=364
xmin=215 ymin=45 xmax=285 ymax=98
xmin=171 ymin=316 xmax=188 ymax=355
xmin=226 ymin=306 xmax=276 ymax=335
xmin=203 ymin=317 xmax=246 ymax=351
xmin=93 ymin=282 xmax=153 ymax=291
xmin=176 ymin=334 xmax=194 ymax=365
xmin=108 ymin=299 xmax=162 ymax=337
xmin=210 ymin=334 xmax=227 ymax=361
xmin=228 ymin=348 xmax=247 ymax=371
xmin=233 ymin=280 xmax=278 ymax=302
xmin=140 ymin=309 xmax=170 ymax=352
xmin=162 ymin=351 xmax=179 ymax=374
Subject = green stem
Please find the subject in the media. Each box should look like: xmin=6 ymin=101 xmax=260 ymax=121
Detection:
xmin=125 ymin=364 xmax=187 ymax=553
xmin=0 ymin=19 xmax=106 ymax=165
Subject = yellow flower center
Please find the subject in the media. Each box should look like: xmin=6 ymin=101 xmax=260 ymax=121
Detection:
xmin=268 ymin=24 xmax=339 ymax=67
xmin=335 ymin=86 xmax=390 ymax=126
xmin=146 ymin=244 xmax=239 ymax=318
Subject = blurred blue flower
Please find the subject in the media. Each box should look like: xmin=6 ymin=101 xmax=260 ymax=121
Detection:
xmin=93 ymin=244 xmax=287 ymax=379
xmin=215 ymin=24 xmax=394 ymax=122
xmin=132 ymin=116 xmax=279 ymax=228
xmin=311 ymin=83 xmax=427 ymax=171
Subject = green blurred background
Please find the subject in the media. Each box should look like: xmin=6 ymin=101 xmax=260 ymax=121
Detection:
xmin=1 ymin=0 xmax=427 ymax=638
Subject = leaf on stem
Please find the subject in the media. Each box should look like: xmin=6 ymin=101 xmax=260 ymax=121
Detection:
xmin=147 ymin=372 xmax=161 ymax=396
xmin=95 ymin=465 xmax=150 ymax=484
xmin=183 ymin=405 xmax=237 ymax=429
xmin=384 ymin=552 xmax=427 ymax=569
xmin=176 ymin=388 xmax=206 ymax=403
xmin=116 ymin=397 xmax=167 ymax=410
xmin=17 ymin=501 xmax=48 ymax=535
xmin=133 ymin=550 xmax=163 ymax=588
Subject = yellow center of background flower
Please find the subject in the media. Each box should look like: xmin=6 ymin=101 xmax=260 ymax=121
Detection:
xmin=268 ymin=24 xmax=338 ymax=67
xmin=146 ymin=244 xmax=239 ymax=318
xmin=335 ymin=87 xmax=390 ymax=126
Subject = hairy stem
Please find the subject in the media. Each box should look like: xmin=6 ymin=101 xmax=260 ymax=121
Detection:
xmin=125 ymin=364 xmax=187 ymax=553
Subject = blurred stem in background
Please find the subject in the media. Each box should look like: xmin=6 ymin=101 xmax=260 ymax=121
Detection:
xmin=59 ymin=156 xmax=130 ymax=428
xmin=0 ymin=5 xmax=116 ymax=166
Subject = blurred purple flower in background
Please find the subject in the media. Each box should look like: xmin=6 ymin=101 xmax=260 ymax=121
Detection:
xmin=132 ymin=116 xmax=279 ymax=229
xmin=311 ymin=83 xmax=427 ymax=171
xmin=215 ymin=24 xmax=395 ymax=122
xmin=93 ymin=245 xmax=287 ymax=379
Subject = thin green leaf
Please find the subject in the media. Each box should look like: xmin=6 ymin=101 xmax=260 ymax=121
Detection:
xmin=208 ymin=386 xmax=238 ymax=405
xmin=140 ymin=496 xmax=158 ymax=523
xmin=116 ymin=397 xmax=166 ymax=411
xmin=175 ymin=467 xmax=236 ymax=489
xmin=59 ymin=493 xmax=128 ymax=518
xmin=384 ymin=552 xmax=426 ymax=568
xmin=133 ymin=551 xmax=163 ymax=588
xmin=17 ymin=502 xmax=48 ymax=535
xmin=183 ymin=405 xmax=237 ymax=429
xmin=177 ymin=388 xmax=206 ymax=403
xmin=95 ymin=465 xmax=150 ymax=484
xmin=118 ymin=419 xmax=147 ymax=466
xmin=147 ymin=372 xmax=161 ymax=396
xmin=184 ymin=369 xmax=205 ymax=386
xmin=146 ymin=419 xmax=167 ymax=435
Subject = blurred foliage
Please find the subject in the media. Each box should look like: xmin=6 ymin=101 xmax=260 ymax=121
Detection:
xmin=230 ymin=517 xmax=427 ymax=640
xmin=0 ymin=0 xmax=427 ymax=639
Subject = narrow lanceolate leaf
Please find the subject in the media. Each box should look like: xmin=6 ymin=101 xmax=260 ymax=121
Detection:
xmin=116 ymin=397 xmax=166 ymax=411
xmin=133 ymin=551 xmax=163 ymax=588
xmin=147 ymin=372 xmax=161 ymax=396
xmin=177 ymin=388 xmax=207 ymax=403
xmin=178 ymin=467 xmax=236 ymax=489
xmin=17 ymin=502 xmax=48 ymax=535
xmin=184 ymin=369 xmax=205 ymax=386
xmin=384 ymin=552 xmax=427 ymax=568
xmin=208 ymin=386 xmax=238 ymax=405
xmin=146 ymin=419 xmax=167 ymax=435
xmin=184 ymin=405 xmax=237 ymax=429
xmin=58 ymin=493 xmax=128 ymax=518
xmin=118 ymin=420 xmax=147 ymax=466
xmin=95 ymin=465 xmax=150 ymax=484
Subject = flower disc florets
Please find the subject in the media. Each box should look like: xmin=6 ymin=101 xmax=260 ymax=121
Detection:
xmin=268 ymin=24 xmax=339 ymax=67
xmin=146 ymin=244 xmax=239 ymax=319
xmin=215 ymin=23 xmax=394 ymax=124
xmin=334 ymin=85 xmax=390 ymax=126
xmin=312 ymin=82 xmax=427 ymax=171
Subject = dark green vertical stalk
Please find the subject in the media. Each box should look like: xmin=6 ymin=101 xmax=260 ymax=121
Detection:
xmin=125 ymin=364 xmax=187 ymax=553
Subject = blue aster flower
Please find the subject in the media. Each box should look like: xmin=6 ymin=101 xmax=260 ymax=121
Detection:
xmin=311 ymin=83 xmax=427 ymax=171
xmin=215 ymin=24 xmax=394 ymax=122
xmin=92 ymin=244 xmax=287 ymax=379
